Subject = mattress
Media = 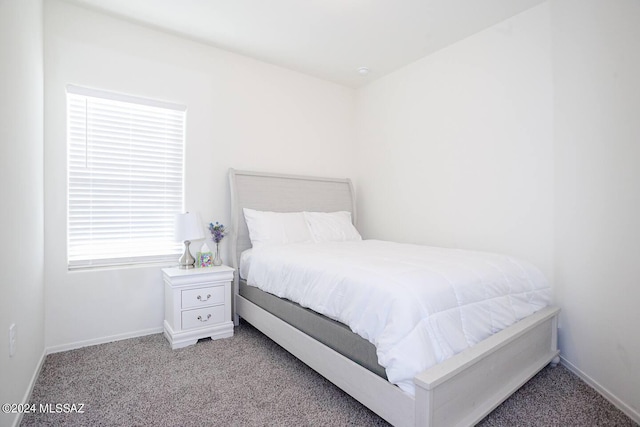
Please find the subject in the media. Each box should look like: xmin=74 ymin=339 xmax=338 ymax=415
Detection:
xmin=239 ymin=280 xmax=387 ymax=379
xmin=241 ymin=240 xmax=551 ymax=395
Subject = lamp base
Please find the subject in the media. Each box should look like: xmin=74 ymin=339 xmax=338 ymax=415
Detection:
xmin=178 ymin=240 xmax=196 ymax=269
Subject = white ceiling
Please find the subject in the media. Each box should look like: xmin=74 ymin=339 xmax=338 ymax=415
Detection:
xmin=64 ymin=0 xmax=545 ymax=88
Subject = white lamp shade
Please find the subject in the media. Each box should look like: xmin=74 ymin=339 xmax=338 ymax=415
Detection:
xmin=174 ymin=212 xmax=204 ymax=242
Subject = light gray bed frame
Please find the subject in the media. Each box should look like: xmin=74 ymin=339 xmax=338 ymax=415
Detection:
xmin=229 ymin=168 xmax=560 ymax=427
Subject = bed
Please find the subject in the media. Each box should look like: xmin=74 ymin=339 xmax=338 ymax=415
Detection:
xmin=229 ymin=168 xmax=560 ymax=427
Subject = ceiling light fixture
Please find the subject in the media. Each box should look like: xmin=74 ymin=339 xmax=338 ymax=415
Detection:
xmin=358 ymin=67 xmax=370 ymax=76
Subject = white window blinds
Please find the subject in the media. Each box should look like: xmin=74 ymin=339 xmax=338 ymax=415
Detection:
xmin=67 ymin=85 xmax=186 ymax=269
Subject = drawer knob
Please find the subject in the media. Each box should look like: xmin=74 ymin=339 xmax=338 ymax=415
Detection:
xmin=197 ymin=294 xmax=212 ymax=302
xmin=197 ymin=314 xmax=212 ymax=322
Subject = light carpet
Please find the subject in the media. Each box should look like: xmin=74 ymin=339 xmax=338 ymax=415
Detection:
xmin=22 ymin=322 xmax=636 ymax=426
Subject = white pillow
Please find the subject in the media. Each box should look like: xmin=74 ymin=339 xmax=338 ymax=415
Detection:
xmin=243 ymin=208 xmax=313 ymax=249
xmin=303 ymin=211 xmax=362 ymax=243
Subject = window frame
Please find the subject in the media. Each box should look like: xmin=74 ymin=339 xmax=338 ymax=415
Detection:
xmin=66 ymin=85 xmax=187 ymax=270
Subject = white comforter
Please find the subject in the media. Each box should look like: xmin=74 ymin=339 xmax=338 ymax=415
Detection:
xmin=243 ymin=240 xmax=551 ymax=395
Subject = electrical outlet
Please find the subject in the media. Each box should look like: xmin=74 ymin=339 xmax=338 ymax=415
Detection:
xmin=9 ymin=323 xmax=16 ymax=357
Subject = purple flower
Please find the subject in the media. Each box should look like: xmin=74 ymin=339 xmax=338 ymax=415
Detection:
xmin=208 ymin=221 xmax=226 ymax=243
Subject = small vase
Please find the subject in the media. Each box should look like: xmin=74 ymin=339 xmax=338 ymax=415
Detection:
xmin=213 ymin=242 xmax=222 ymax=266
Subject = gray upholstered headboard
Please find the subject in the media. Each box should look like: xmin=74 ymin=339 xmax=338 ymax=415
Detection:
xmin=228 ymin=168 xmax=356 ymax=273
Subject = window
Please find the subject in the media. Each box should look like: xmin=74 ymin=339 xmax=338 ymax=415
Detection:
xmin=67 ymin=85 xmax=186 ymax=269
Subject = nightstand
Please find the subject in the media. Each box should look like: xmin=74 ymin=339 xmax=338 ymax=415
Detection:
xmin=162 ymin=265 xmax=234 ymax=349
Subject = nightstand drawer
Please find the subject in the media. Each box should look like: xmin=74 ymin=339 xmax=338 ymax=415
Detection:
xmin=181 ymin=286 xmax=225 ymax=309
xmin=181 ymin=305 xmax=226 ymax=330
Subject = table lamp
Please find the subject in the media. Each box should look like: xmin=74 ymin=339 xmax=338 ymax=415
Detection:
xmin=174 ymin=212 xmax=204 ymax=269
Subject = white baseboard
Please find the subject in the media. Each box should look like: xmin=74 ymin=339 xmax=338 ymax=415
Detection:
xmin=560 ymin=356 xmax=640 ymax=424
xmin=12 ymin=349 xmax=47 ymax=427
xmin=45 ymin=326 xmax=163 ymax=355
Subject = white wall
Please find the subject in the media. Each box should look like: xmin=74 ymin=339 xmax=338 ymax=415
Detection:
xmin=551 ymin=0 xmax=640 ymax=419
xmin=0 ymin=1 xmax=45 ymax=426
xmin=43 ymin=0 xmax=355 ymax=350
xmin=354 ymin=1 xmax=640 ymax=420
xmin=354 ymin=4 xmax=554 ymax=278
